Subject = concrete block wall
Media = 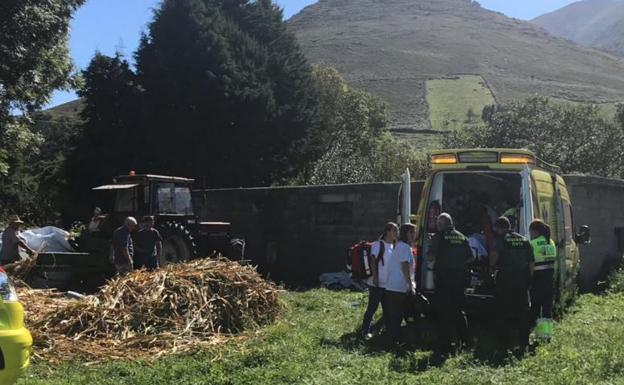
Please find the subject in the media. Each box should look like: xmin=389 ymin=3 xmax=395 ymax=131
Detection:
xmin=195 ymin=176 xmax=624 ymax=287
xmin=565 ymin=175 xmax=624 ymax=288
xmin=194 ymin=182 xmax=422 ymax=283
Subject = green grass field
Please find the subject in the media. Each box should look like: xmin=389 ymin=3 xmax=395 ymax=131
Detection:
xmin=425 ymin=75 xmax=496 ymax=131
xmin=550 ymin=97 xmax=619 ymax=121
xmin=20 ymin=269 xmax=624 ymax=385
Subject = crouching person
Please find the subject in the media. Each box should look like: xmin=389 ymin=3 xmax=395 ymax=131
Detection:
xmin=384 ymin=223 xmax=417 ymax=347
xmin=361 ymin=222 xmax=398 ymax=340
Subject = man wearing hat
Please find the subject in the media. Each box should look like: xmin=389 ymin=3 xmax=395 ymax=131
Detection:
xmin=0 ymin=215 xmax=35 ymax=266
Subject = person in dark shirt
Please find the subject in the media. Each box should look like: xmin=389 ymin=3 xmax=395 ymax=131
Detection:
xmin=111 ymin=217 xmax=137 ymax=276
xmin=133 ymin=216 xmax=163 ymax=270
xmin=0 ymin=215 xmax=35 ymax=266
xmin=491 ymin=216 xmax=535 ymax=356
xmin=428 ymin=213 xmax=474 ymax=352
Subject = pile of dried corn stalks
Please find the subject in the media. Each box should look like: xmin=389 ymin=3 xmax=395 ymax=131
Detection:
xmin=17 ymin=258 xmax=281 ymax=362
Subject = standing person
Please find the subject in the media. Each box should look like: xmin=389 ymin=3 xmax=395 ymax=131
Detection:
xmin=0 ymin=215 xmax=35 ymax=266
xmin=111 ymin=217 xmax=137 ymax=276
xmin=134 ymin=216 xmax=163 ymax=270
xmin=361 ymin=222 xmax=398 ymax=340
xmin=490 ymin=216 xmax=534 ymax=355
xmin=529 ymin=220 xmax=557 ymax=340
xmin=428 ymin=213 xmax=474 ymax=352
xmin=384 ymin=223 xmax=417 ymax=347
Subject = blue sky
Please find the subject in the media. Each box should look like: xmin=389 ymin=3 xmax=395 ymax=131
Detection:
xmin=48 ymin=0 xmax=577 ymax=108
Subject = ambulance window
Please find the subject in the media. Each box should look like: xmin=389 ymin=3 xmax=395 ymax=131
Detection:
xmin=563 ymin=202 xmax=573 ymax=243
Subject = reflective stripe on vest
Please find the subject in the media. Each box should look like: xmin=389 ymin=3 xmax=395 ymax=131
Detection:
xmin=531 ymin=236 xmax=557 ymax=266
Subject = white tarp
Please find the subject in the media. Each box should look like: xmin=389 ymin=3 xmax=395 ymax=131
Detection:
xmin=0 ymin=226 xmax=74 ymax=254
xmin=319 ymin=271 xmax=367 ymax=291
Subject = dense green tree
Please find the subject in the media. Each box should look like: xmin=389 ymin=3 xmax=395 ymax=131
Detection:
xmin=64 ymin=53 xmax=141 ymax=218
xmin=306 ymin=66 xmax=426 ymax=184
xmin=444 ymin=96 xmax=624 ymax=177
xmin=132 ymin=0 xmax=317 ymax=187
xmin=0 ymin=0 xmax=84 ymax=219
xmin=70 ymin=0 xmax=318 ymax=193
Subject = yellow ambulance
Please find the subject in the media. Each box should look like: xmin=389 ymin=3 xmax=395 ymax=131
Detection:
xmin=413 ymin=149 xmax=590 ymax=312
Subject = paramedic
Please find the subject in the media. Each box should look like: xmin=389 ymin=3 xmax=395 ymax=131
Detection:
xmin=529 ymin=220 xmax=557 ymax=337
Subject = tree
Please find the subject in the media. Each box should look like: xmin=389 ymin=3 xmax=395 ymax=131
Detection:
xmin=133 ymin=0 xmax=317 ymax=187
xmin=64 ymin=53 xmax=141 ymax=218
xmin=305 ymin=66 xmax=426 ymax=185
xmin=444 ymin=96 xmax=624 ymax=177
xmin=0 ymin=0 xmax=84 ymax=219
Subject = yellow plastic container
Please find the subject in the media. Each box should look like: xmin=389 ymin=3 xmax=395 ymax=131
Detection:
xmin=0 ymin=276 xmax=33 ymax=385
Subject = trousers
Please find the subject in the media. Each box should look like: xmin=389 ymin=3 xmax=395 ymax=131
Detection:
xmin=362 ymin=285 xmax=386 ymax=334
xmin=434 ymin=270 xmax=470 ymax=349
xmin=530 ymin=268 xmax=555 ymax=322
xmin=385 ymin=290 xmax=407 ymax=344
xmin=496 ymin=284 xmax=530 ymax=351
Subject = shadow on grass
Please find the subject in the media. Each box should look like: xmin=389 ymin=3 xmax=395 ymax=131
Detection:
xmin=320 ymin=316 xmax=533 ymax=372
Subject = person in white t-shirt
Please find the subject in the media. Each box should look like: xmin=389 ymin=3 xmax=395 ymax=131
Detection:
xmin=384 ymin=223 xmax=418 ymax=346
xmin=361 ymin=222 xmax=398 ymax=340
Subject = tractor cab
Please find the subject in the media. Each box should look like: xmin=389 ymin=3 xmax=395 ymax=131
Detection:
xmin=88 ymin=173 xmax=233 ymax=266
xmin=92 ymin=173 xmax=196 ymax=225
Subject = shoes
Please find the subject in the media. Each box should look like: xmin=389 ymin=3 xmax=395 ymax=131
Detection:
xmin=363 ymin=332 xmax=374 ymax=341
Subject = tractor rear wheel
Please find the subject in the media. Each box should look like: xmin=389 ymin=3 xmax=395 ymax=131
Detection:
xmin=158 ymin=222 xmax=198 ymax=266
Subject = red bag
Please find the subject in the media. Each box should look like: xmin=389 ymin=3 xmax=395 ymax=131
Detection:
xmin=347 ymin=241 xmax=385 ymax=279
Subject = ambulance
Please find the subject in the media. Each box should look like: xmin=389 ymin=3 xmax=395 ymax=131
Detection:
xmin=407 ymin=149 xmax=591 ymax=312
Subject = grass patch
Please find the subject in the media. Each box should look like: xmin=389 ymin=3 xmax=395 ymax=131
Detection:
xmin=550 ymin=98 xmax=618 ymax=121
xmin=20 ymin=288 xmax=624 ymax=385
xmin=426 ymin=75 xmax=496 ymax=131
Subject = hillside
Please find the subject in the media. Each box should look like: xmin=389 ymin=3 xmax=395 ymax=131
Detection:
xmin=533 ymin=0 xmax=624 ymax=56
xmin=289 ymin=0 xmax=624 ymax=131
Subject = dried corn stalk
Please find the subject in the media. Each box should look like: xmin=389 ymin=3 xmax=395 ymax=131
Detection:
xmin=18 ymin=257 xmax=281 ymax=363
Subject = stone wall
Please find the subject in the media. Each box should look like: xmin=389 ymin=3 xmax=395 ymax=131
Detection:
xmin=194 ymin=182 xmax=422 ymax=283
xmin=565 ymin=175 xmax=624 ymax=288
xmin=195 ymin=176 xmax=624 ymax=287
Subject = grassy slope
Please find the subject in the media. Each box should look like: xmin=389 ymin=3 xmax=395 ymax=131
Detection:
xmin=21 ymin=279 xmax=624 ymax=385
xmin=290 ymin=0 xmax=624 ymax=129
xmin=426 ymin=75 xmax=496 ymax=131
xmin=532 ymin=0 xmax=624 ymax=56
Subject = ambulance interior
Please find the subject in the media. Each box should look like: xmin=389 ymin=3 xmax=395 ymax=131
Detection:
xmin=423 ymin=171 xmax=524 ymax=295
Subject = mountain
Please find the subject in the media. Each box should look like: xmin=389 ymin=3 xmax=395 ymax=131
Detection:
xmin=533 ymin=0 xmax=624 ymax=56
xmin=289 ymin=0 xmax=624 ymax=130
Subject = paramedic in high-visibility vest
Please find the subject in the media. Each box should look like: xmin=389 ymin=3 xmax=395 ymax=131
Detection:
xmin=529 ymin=220 xmax=557 ymax=340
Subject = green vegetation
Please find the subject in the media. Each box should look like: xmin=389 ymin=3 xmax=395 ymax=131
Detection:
xmin=20 ymin=286 xmax=624 ymax=384
xmin=550 ymin=98 xmax=619 ymax=122
xmin=426 ymin=75 xmax=496 ymax=131
xmin=445 ymin=96 xmax=624 ymax=178
xmin=305 ymin=66 xmax=426 ymax=184
xmin=0 ymin=0 xmax=84 ymax=221
xmin=290 ymin=0 xmax=624 ymax=129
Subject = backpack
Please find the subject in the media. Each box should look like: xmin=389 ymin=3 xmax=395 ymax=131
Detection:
xmin=347 ymin=241 xmax=385 ymax=279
